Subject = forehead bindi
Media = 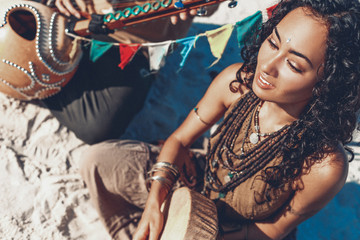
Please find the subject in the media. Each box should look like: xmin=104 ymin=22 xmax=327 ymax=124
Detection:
xmin=276 ymin=7 xmax=328 ymax=68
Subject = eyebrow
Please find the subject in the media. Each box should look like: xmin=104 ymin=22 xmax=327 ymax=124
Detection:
xmin=274 ymin=27 xmax=281 ymax=43
xmin=289 ymin=50 xmax=313 ymax=68
xmin=274 ymin=26 xmax=314 ymax=68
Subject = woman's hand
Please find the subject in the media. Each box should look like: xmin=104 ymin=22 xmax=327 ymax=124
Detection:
xmin=133 ymin=180 xmax=169 ymax=240
xmin=133 ymin=201 xmax=164 ymax=240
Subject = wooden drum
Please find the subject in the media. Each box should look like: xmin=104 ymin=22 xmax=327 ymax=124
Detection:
xmin=160 ymin=187 xmax=219 ymax=240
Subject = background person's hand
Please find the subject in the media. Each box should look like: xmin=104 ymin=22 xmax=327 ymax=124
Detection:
xmin=55 ymin=0 xmax=96 ymax=19
xmin=170 ymin=8 xmax=197 ymax=25
xmin=55 ymin=0 xmax=81 ymax=18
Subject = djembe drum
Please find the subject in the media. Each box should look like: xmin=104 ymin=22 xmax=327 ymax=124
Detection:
xmin=160 ymin=187 xmax=219 ymax=240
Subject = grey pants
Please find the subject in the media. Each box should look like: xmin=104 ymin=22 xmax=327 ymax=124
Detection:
xmin=42 ymin=48 xmax=154 ymax=145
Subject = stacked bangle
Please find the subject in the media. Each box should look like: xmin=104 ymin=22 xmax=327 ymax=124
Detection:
xmin=146 ymin=162 xmax=180 ymax=192
xmin=145 ymin=175 xmax=173 ymax=192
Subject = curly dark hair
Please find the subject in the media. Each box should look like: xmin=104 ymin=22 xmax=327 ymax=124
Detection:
xmin=236 ymin=0 xmax=360 ymax=192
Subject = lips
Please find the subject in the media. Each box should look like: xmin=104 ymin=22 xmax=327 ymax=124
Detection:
xmin=256 ymin=73 xmax=274 ymax=89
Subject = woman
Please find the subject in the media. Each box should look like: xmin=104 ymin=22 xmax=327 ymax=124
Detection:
xmin=79 ymin=0 xmax=360 ymax=239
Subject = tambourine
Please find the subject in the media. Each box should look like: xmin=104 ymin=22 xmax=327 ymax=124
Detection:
xmin=0 ymin=0 xmax=82 ymax=100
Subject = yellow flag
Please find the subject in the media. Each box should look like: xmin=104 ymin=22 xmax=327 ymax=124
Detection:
xmin=206 ymin=24 xmax=234 ymax=67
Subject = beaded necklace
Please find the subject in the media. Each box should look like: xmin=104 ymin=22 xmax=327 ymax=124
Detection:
xmin=202 ymin=91 xmax=292 ymax=197
xmin=249 ymin=101 xmax=273 ymax=145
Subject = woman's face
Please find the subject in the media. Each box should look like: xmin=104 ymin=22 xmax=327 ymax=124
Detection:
xmin=253 ymin=7 xmax=328 ymax=109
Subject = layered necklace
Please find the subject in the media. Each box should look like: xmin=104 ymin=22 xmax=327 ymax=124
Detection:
xmin=203 ymin=91 xmax=292 ymax=197
xmin=249 ymin=101 xmax=272 ymax=144
xmin=239 ymin=101 xmax=273 ymax=156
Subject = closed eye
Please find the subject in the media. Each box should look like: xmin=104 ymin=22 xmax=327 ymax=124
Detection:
xmin=267 ymin=38 xmax=278 ymax=50
xmin=287 ymin=60 xmax=302 ymax=73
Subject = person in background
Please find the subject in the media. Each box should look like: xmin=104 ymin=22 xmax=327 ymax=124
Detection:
xmin=79 ymin=0 xmax=360 ymax=239
xmin=40 ymin=0 xmax=207 ymax=144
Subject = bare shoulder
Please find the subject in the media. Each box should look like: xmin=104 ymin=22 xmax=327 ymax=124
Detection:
xmin=310 ymin=144 xmax=348 ymax=185
xmin=209 ymin=63 xmax=250 ymax=108
xmin=291 ymin=144 xmax=348 ymax=215
xmin=255 ymin=145 xmax=349 ymax=238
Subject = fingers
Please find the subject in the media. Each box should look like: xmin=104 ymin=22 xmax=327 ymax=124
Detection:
xmin=170 ymin=15 xmax=178 ymax=25
xmin=133 ymin=209 xmax=164 ymax=240
xmin=86 ymin=3 xmax=96 ymax=15
xmin=189 ymin=9 xmax=198 ymax=16
xmin=133 ymin=224 xmax=149 ymax=240
xmin=179 ymin=11 xmax=188 ymax=21
xmin=170 ymin=8 xmax=198 ymax=25
xmin=148 ymin=218 xmax=163 ymax=240
xmin=55 ymin=0 xmax=81 ymax=18
xmin=133 ymin=221 xmax=162 ymax=240
xmin=170 ymin=12 xmax=189 ymax=25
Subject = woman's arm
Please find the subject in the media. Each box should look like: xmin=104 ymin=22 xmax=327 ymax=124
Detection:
xmin=133 ymin=63 xmax=246 ymax=240
xmin=224 ymin=144 xmax=349 ymax=240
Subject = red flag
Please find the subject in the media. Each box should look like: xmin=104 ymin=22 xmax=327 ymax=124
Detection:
xmin=266 ymin=4 xmax=278 ymax=18
xmin=118 ymin=43 xmax=141 ymax=69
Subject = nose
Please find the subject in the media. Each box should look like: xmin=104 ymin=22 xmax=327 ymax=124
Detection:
xmin=261 ymin=52 xmax=280 ymax=77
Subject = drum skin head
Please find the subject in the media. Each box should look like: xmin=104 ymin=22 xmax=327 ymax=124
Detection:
xmin=0 ymin=1 xmax=82 ymax=100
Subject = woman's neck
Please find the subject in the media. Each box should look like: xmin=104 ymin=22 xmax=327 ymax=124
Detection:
xmin=259 ymin=100 xmax=306 ymax=133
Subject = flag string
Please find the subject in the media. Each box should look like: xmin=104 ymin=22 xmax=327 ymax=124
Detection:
xmin=65 ymin=5 xmax=276 ymax=70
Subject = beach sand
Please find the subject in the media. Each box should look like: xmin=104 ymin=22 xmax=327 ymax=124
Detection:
xmin=0 ymin=0 xmax=359 ymax=239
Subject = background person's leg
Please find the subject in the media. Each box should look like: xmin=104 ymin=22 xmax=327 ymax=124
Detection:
xmin=42 ymin=47 xmax=154 ymax=144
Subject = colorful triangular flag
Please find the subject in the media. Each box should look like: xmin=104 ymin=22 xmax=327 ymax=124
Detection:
xmin=206 ymin=24 xmax=234 ymax=67
xmin=266 ymin=4 xmax=278 ymax=18
xmin=236 ymin=10 xmax=263 ymax=46
xmin=148 ymin=42 xmax=172 ymax=72
xmin=118 ymin=43 xmax=141 ymax=69
xmin=176 ymin=36 xmax=199 ymax=68
xmin=90 ymin=39 xmax=113 ymax=62
xmin=69 ymin=36 xmax=82 ymax=59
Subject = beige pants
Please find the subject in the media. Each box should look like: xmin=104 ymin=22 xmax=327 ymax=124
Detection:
xmin=79 ymin=140 xmax=296 ymax=240
xmin=79 ymin=140 xmax=161 ymax=240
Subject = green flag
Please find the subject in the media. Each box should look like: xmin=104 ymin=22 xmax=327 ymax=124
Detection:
xmin=90 ymin=40 xmax=113 ymax=62
xmin=236 ymin=10 xmax=263 ymax=46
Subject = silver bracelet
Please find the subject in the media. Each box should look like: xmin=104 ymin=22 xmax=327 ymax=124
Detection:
xmin=145 ymin=175 xmax=173 ymax=192
xmin=150 ymin=162 xmax=180 ymax=179
xmin=147 ymin=168 xmax=177 ymax=181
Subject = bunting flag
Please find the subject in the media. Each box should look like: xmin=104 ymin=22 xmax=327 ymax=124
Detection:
xmin=69 ymin=36 xmax=82 ymax=59
xmin=118 ymin=43 xmax=141 ymax=69
xmin=148 ymin=42 xmax=172 ymax=72
xmin=90 ymin=39 xmax=113 ymax=62
xmin=176 ymin=36 xmax=199 ymax=68
xmin=67 ymin=3 xmax=280 ymax=71
xmin=236 ymin=10 xmax=263 ymax=46
xmin=266 ymin=4 xmax=278 ymax=18
xmin=206 ymin=24 xmax=234 ymax=67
